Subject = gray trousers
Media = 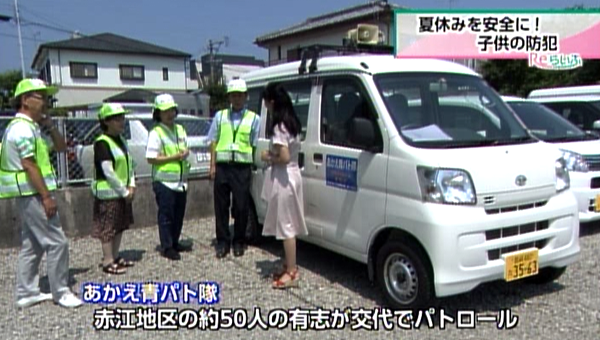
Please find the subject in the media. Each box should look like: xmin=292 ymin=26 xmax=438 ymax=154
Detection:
xmin=16 ymin=195 xmax=70 ymax=301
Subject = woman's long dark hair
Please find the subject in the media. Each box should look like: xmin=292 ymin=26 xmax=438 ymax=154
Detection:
xmin=263 ymin=82 xmax=301 ymax=138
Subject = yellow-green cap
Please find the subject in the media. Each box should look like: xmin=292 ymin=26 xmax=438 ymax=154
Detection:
xmin=98 ymin=103 xmax=129 ymax=120
xmin=227 ymin=79 xmax=247 ymax=93
xmin=153 ymin=93 xmax=178 ymax=111
xmin=14 ymin=78 xmax=58 ymax=98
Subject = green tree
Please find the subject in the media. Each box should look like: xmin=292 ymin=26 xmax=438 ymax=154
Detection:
xmin=0 ymin=70 xmax=23 ymax=110
xmin=481 ymin=59 xmax=600 ymax=97
xmin=206 ymin=83 xmax=228 ymax=116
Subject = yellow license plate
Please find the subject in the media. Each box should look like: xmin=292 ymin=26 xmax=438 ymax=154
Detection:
xmin=503 ymin=248 xmax=539 ymax=282
xmin=595 ymin=195 xmax=600 ymax=212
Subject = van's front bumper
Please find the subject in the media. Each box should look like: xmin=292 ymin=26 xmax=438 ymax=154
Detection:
xmin=416 ymin=190 xmax=580 ymax=298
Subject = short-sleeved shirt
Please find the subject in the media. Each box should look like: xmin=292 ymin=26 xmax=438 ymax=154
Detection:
xmin=145 ymin=123 xmax=189 ymax=192
xmin=94 ymin=134 xmax=129 ymax=181
xmin=1 ymin=113 xmax=53 ymax=171
xmin=207 ymin=108 xmax=260 ymax=147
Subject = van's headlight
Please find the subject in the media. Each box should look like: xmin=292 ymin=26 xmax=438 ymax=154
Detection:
xmin=555 ymin=158 xmax=570 ymax=192
xmin=417 ymin=167 xmax=476 ymax=205
xmin=560 ymin=149 xmax=588 ymax=172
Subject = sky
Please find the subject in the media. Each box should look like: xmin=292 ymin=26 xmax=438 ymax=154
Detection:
xmin=0 ymin=0 xmax=599 ymax=73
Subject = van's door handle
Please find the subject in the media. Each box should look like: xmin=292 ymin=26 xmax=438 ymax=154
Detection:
xmin=313 ymin=153 xmax=323 ymax=164
xmin=298 ymin=152 xmax=305 ymax=168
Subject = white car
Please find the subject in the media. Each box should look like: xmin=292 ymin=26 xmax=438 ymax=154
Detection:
xmin=528 ymin=85 xmax=600 ymax=133
xmin=504 ymin=95 xmax=600 ymax=223
xmin=240 ymin=52 xmax=580 ymax=309
xmin=77 ymin=113 xmax=211 ymax=180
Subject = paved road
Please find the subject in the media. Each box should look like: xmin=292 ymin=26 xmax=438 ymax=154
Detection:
xmin=0 ymin=217 xmax=598 ymax=340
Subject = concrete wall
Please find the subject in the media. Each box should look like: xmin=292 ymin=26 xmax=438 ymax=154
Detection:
xmin=0 ymin=178 xmax=214 ymax=249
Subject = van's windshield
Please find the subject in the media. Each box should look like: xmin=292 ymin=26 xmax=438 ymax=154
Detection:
xmin=373 ymin=73 xmax=535 ymax=148
xmin=506 ymin=101 xmax=598 ymax=143
xmin=592 ymin=101 xmax=600 ymax=111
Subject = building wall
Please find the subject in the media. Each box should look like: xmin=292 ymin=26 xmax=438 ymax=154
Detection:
xmin=222 ymin=64 xmax=263 ymax=82
xmin=45 ymin=49 xmax=190 ymax=90
xmin=263 ymin=20 xmax=392 ymax=65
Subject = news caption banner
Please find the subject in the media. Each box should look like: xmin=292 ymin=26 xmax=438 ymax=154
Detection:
xmin=392 ymin=9 xmax=600 ymax=70
xmin=83 ymin=281 xmax=519 ymax=331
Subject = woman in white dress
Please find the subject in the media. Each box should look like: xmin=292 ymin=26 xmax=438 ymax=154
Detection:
xmin=260 ymin=82 xmax=308 ymax=289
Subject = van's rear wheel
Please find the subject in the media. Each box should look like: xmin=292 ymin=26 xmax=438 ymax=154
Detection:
xmin=375 ymin=241 xmax=433 ymax=310
xmin=524 ymin=266 xmax=566 ymax=284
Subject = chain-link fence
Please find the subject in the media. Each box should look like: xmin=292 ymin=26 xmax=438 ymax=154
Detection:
xmin=0 ymin=115 xmax=213 ymax=187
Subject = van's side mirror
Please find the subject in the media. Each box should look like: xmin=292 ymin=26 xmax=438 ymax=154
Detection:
xmin=349 ymin=117 xmax=379 ymax=152
xmin=593 ymin=120 xmax=600 ymax=131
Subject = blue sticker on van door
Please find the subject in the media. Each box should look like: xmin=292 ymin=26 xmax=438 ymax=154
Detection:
xmin=325 ymin=155 xmax=358 ymax=191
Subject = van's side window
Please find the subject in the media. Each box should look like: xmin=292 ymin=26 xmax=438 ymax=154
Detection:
xmin=264 ymin=81 xmax=311 ymax=141
xmin=246 ymin=87 xmax=264 ymax=116
xmin=320 ymin=77 xmax=382 ymax=150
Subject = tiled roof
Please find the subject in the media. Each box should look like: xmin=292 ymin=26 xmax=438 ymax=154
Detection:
xmin=255 ymin=1 xmax=402 ymax=44
xmin=32 ymin=33 xmax=190 ymax=68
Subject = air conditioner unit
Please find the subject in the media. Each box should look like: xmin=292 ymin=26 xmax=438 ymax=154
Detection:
xmin=356 ymin=24 xmax=380 ymax=44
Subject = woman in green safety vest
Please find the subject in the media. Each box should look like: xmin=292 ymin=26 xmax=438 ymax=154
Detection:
xmin=146 ymin=94 xmax=191 ymax=261
xmin=91 ymin=103 xmax=136 ymax=274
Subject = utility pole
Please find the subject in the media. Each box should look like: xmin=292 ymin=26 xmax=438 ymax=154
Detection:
xmin=14 ymin=0 xmax=25 ymax=78
xmin=207 ymin=37 xmax=228 ymax=85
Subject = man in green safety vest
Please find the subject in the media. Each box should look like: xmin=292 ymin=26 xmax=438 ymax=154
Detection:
xmin=0 ymin=78 xmax=82 ymax=308
xmin=207 ymin=79 xmax=260 ymax=258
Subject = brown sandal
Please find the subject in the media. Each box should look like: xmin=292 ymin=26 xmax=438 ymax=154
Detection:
xmin=102 ymin=263 xmax=126 ymax=275
xmin=115 ymin=257 xmax=134 ymax=267
xmin=272 ymin=267 xmax=299 ymax=289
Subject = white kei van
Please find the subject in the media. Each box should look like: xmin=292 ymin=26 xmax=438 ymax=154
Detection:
xmin=528 ymin=85 xmax=600 ymax=133
xmin=242 ymin=52 xmax=580 ymax=309
xmin=503 ymin=96 xmax=600 ymax=223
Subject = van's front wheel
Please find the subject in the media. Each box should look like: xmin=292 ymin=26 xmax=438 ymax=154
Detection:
xmin=376 ymin=241 xmax=433 ymax=310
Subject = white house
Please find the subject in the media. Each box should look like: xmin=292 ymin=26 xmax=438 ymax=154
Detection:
xmin=254 ymin=1 xmax=400 ymax=66
xmin=254 ymin=1 xmax=481 ymax=71
xmin=31 ymin=33 xmax=198 ymax=108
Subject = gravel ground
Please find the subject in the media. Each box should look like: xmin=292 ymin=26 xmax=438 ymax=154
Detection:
xmin=0 ymin=217 xmax=598 ymax=340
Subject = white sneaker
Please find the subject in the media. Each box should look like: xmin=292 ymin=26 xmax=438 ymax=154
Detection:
xmin=57 ymin=292 xmax=83 ymax=308
xmin=16 ymin=293 xmax=53 ymax=308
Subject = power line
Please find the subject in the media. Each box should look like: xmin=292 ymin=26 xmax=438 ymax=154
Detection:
xmin=0 ymin=32 xmax=43 ymax=42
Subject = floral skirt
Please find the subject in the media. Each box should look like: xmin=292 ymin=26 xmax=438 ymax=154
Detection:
xmin=92 ymin=198 xmax=134 ymax=243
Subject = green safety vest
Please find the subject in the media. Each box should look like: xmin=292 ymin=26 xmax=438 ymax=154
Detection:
xmin=91 ymin=134 xmax=134 ymax=200
xmin=215 ymin=109 xmax=257 ymax=163
xmin=151 ymin=123 xmax=190 ymax=184
xmin=0 ymin=117 xmax=57 ymax=199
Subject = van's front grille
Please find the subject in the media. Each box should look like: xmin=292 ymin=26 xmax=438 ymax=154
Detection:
xmin=487 ymin=239 xmax=548 ymax=261
xmin=583 ymin=154 xmax=600 ymax=171
xmin=485 ymin=201 xmax=547 ymax=215
xmin=485 ymin=220 xmax=549 ymax=241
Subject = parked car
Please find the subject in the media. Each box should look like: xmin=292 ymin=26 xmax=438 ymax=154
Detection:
xmin=503 ymin=95 xmax=600 ymax=223
xmin=528 ymin=85 xmax=600 ymax=133
xmin=241 ymin=53 xmax=580 ymax=310
xmin=77 ymin=113 xmax=211 ymax=180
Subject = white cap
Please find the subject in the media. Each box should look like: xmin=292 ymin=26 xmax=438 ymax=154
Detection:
xmin=227 ymin=79 xmax=247 ymax=93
